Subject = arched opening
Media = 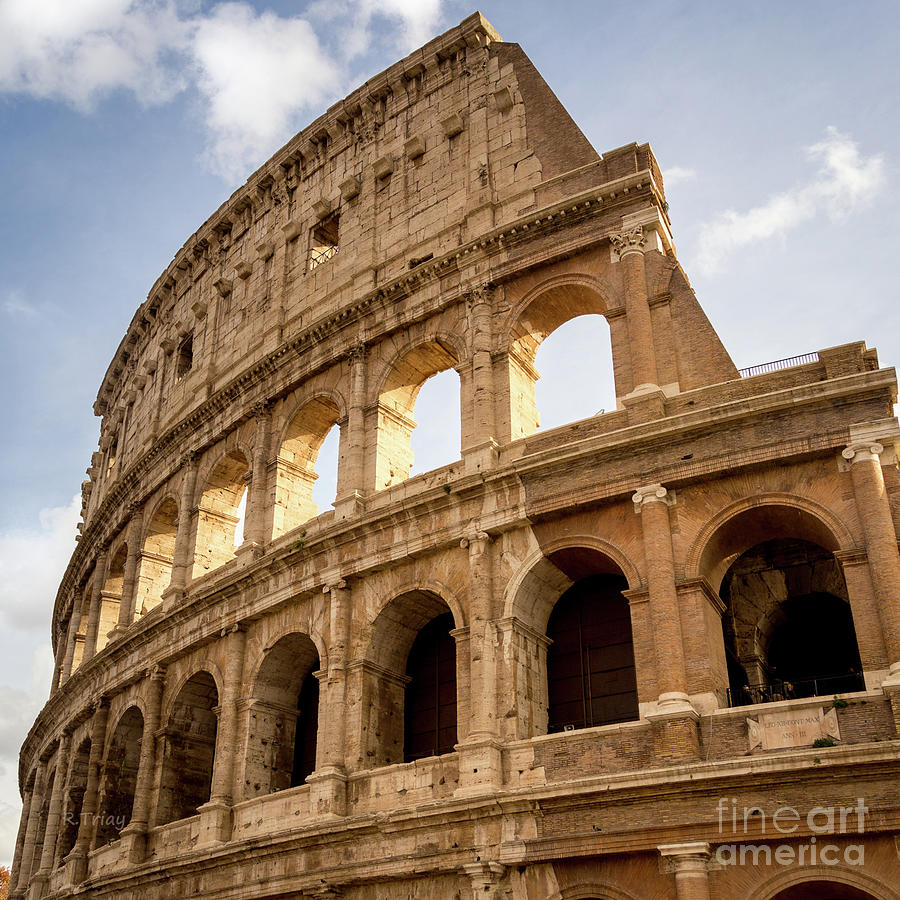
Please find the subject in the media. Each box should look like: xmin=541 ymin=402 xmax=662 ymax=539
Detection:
xmin=70 ymin=584 xmax=91 ymax=673
xmin=157 ymin=672 xmax=218 ymax=825
xmin=408 ymin=369 xmax=461 ymax=477
xmin=722 ymin=539 xmax=863 ymax=705
xmin=770 ymin=882 xmax=880 ymax=899
xmin=274 ymin=397 xmax=341 ymax=537
xmin=97 ymin=544 xmax=127 ymax=652
xmin=363 ymin=591 xmax=458 ymax=767
xmin=404 ymin=612 xmax=457 ymax=761
xmin=31 ymin=767 xmax=55 ymax=871
xmin=533 ymin=314 xmax=616 ymax=432
xmin=135 ymin=498 xmax=178 ymax=617
xmin=58 ymin=739 xmax=91 ymax=859
xmin=94 ymin=706 xmax=143 ymax=846
xmin=509 ymin=281 xmax=615 ymax=440
xmin=244 ymin=633 xmax=320 ymax=798
xmin=375 ymin=340 xmax=461 ymax=490
xmin=542 ymin=545 xmax=639 ymax=732
xmin=193 ymin=451 xmax=249 ymax=577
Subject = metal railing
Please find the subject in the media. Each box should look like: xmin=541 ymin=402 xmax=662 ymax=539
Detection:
xmin=738 ymin=351 xmax=819 ymax=379
xmin=727 ymin=672 xmax=865 ymax=707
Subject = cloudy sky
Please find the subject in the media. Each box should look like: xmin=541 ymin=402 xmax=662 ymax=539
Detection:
xmin=1 ymin=0 xmax=898 ymax=866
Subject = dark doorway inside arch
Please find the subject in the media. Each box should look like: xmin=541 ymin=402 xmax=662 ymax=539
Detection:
xmin=771 ymin=881 xmax=879 ymax=899
xmin=546 ymin=574 xmax=638 ymax=732
xmin=722 ymin=539 xmax=863 ymax=705
xmin=291 ymin=669 xmax=320 ymax=786
xmin=404 ymin=612 xmax=457 ymax=761
xmin=95 ymin=706 xmax=143 ymax=846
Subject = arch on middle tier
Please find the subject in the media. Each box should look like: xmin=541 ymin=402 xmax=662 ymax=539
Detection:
xmin=372 ymin=336 xmax=464 ymax=491
xmin=134 ymin=496 xmax=179 ymax=618
xmin=94 ymin=705 xmax=143 ymax=846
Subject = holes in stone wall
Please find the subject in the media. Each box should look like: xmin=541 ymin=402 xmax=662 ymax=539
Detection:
xmin=308 ymin=215 xmax=339 ymax=271
xmin=175 ymin=334 xmax=193 ymax=378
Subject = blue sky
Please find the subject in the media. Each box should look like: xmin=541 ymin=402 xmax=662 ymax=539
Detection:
xmin=1 ymin=0 xmax=898 ymax=866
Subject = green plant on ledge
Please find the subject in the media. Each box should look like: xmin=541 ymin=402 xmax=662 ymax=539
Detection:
xmin=832 ymin=697 xmax=849 ymax=709
xmin=812 ymin=737 xmax=837 ymax=748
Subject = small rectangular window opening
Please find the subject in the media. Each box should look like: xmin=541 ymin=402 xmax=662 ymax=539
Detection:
xmin=308 ymin=215 xmax=339 ymax=271
xmin=176 ymin=333 xmax=193 ymax=378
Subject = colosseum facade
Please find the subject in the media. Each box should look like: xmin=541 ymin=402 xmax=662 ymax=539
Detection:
xmin=11 ymin=12 xmax=900 ymax=900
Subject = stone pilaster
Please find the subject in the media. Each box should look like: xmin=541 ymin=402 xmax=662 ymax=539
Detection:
xmin=659 ymin=842 xmax=712 ymax=900
xmin=198 ymin=625 xmax=246 ymax=844
xmin=334 ymin=344 xmax=367 ymax=518
xmin=610 ymin=225 xmax=660 ymax=394
xmin=241 ymin=401 xmax=273 ymax=551
xmin=463 ymin=286 xmax=500 ymax=472
xmin=35 ymin=734 xmax=69 ymax=877
xmin=82 ymin=550 xmax=109 ymax=662
xmin=457 ymin=532 xmax=503 ymax=795
xmin=634 ymin=484 xmax=699 ymax=761
xmin=112 ymin=508 xmax=144 ymax=636
xmin=461 ymin=861 xmax=507 ymax=900
xmin=9 ymin=779 xmax=34 ymax=895
xmin=842 ymin=441 xmax=900 ymax=678
xmin=308 ymin=580 xmax=350 ymax=817
xmin=168 ymin=452 xmax=200 ymax=593
xmin=67 ymin=700 xmax=109 ymax=884
xmin=13 ymin=759 xmax=47 ymax=897
xmin=120 ymin=666 xmax=166 ymax=864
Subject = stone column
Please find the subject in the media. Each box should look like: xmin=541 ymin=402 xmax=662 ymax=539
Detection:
xmin=241 ymin=401 xmax=273 ymax=551
xmin=168 ymin=452 xmax=200 ymax=592
xmin=9 ymin=780 xmax=35 ymax=894
xmin=462 ymin=862 xmax=507 ymax=900
xmin=112 ymin=508 xmax=144 ymax=636
xmin=59 ymin=598 xmax=81 ymax=685
xmin=198 ymin=625 xmax=246 ymax=844
xmin=334 ymin=344 xmax=367 ymax=518
xmin=82 ymin=551 xmax=109 ymax=663
xmin=634 ymin=484 xmax=699 ymax=761
xmin=33 ymin=734 xmax=70 ymax=881
xmin=307 ymin=580 xmax=350 ymax=817
xmin=843 ymin=442 xmax=900 ymax=677
xmin=12 ymin=759 xmax=47 ymax=898
xmin=659 ymin=842 xmax=712 ymax=900
xmin=464 ymin=287 xmax=499 ymax=473
xmin=50 ymin=630 xmax=66 ymax=693
xmin=457 ymin=533 xmax=502 ymax=795
xmin=68 ymin=699 xmax=109 ymax=884
xmin=120 ymin=666 xmax=165 ymax=864
xmin=610 ymin=225 xmax=660 ymax=393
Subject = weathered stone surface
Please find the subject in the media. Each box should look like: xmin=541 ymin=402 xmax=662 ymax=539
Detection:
xmin=13 ymin=12 xmax=900 ymax=900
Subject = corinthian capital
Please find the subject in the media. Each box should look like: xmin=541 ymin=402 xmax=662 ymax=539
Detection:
xmin=609 ymin=225 xmax=646 ymax=261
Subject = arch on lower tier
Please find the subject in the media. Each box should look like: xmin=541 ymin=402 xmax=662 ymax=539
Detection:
xmin=746 ymin=865 xmax=895 ymax=900
xmin=94 ymin=705 xmax=143 ymax=846
xmin=243 ymin=632 xmax=321 ymax=798
xmin=685 ymin=493 xmax=856 ymax=592
xmin=155 ymin=671 xmax=219 ymax=826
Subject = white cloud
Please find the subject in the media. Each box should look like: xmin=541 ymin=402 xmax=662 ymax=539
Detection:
xmin=695 ymin=128 xmax=885 ymax=275
xmin=0 ymin=495 xmax=80 ymax=633
xmin=191 ymin=3 xmax=341 ymax=181
xmin=663 ymin=166 xmax=696 ymax=188
xmin=0 ymin=0 xmax=190 ymax=108
xmin=2 ymin=290 xmax=39 ymax=318
xmin=0 ymin=0 xmax=450 ymax=181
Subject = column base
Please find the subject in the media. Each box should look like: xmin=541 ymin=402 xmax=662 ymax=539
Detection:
xmin=196 ymin=799 xmax=233 ymax=846
xmin=119 ymin=822 xmax=148 ymax=865
xmin=62 ymin=847 xmax=89 ymax=886
xmin=622 ymin=386 xmax=666 ymax=423
xmin=306 ymin=768 xmax=348 ymax=818
xmin=455 ymin=738 xmax=504 ymax=797
xmin=645 ymin=695 xmax=701 ymax=763
xmin=160 ymin=584 xmax=186 ymax=610
xmin=235 ymin=541 xmax=265 ymax=563
xmin=463 ymin=439 xmax=500 ymax=475
xmin=333 ymin=491 xmax=366 ymax=522
xmin=25 ymin=871 xmax=48 ymax=900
